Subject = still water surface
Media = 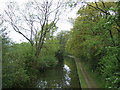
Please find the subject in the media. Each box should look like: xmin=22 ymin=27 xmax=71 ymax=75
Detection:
xmin=34 ymin=58 xmax=81 ymax=88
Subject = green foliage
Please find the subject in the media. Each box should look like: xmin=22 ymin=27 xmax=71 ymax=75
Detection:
xmin=56 ymin=31 xmax=70 ymax=56
xmin=36 ymin=38 xmax=60 ymax=69
xmin=2 ymin=1 xmax=120 ymax=89
xmin=99 ymin=46 xmax=120 ymax=88
xmin=2 ymin=40 xmax=31 ymax=88
xmin=2 ymin=37 xmax=60 ymax=88
xmin=66 ymin=1 xmax=120 ymax=89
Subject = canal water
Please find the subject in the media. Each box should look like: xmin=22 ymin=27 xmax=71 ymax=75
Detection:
xmin=34 ymin=58 xmax=81 ymax=88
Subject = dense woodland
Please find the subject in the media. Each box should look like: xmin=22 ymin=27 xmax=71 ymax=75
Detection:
xmin=66 ymin=1 xmax=120 ymax=88
xmin=0 ymin=0 xmax=120 ymax=89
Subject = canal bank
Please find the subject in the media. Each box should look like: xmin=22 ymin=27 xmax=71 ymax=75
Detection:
xmin=68 ymin=55 xmax=98 ymax=88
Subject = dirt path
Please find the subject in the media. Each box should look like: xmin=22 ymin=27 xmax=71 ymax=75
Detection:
xmin=68 ymin=55 xmax=98 ymax=88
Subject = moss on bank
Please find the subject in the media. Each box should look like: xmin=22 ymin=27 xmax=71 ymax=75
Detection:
xmin=75 ymin=58 xmax=106 ymax=88
xmin=68 ymin=55 xmax=101 ymax=88
xmin=75 ymin=59 xmax=88 ymax=88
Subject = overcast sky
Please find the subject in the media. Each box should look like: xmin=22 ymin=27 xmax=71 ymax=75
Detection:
xmin=0 ymin=0 xmax=116 ymax=43
xmin=0 ymin=0 xmax=81 ymax=43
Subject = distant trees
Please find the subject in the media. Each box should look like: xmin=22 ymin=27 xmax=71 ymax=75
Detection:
xmin=55 ymin=31 xmax=69 ymax=61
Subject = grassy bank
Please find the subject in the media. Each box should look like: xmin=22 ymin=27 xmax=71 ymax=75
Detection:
xmin=74 ymin=58 xmax=104 ymax=88
xmin=75 ymin=58 xmax=106 ymax=88
xmin=81 ymin=61 xmax=106 ymax=88
xmin=68 ymin=55 xmax=88 ymax=88
xmin=75 ymin=59 xmax=88 ymax=88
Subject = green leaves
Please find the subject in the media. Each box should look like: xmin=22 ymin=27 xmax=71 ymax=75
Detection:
xmin=36 ymin=39 xmax=60 ymax=69
xmin=99 ymin=46 xmax=120 ymax=88
xmin=2 ymin=42 xmax=32 ymax=88
xmin=66 ymin=1 xmax=120 ymax=89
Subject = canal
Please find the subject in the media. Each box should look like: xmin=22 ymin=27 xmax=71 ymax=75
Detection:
xmin=33 ymin=58 xmax=81 ymax=88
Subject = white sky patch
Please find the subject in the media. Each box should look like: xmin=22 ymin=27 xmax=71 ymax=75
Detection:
xmin=0 ymin=0 xmax=32 ymax=43
xmin=0 ymin=0 xmax=81 ymax=43
xmin=100 ymin=0 xmax=119 ymax=2
xmin=3 ymin=0 xmax=118 ymax=43
xmin=81 ymin=0 xmax=118 ymax=2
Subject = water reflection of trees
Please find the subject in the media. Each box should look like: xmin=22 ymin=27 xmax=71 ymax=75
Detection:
xmin=36 ymin=59 xmax=80 ymax=88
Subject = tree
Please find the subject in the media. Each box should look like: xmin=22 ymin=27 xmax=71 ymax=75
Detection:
xmin=56 ymin=31 xmax=69 ymax=61
xmin=3 ymin=0 xmax=66 ymax=57
xmin=66 ymin=1 xmax=120 ymax=88
xmin=57 ymin=31 xmax=69 ymax=54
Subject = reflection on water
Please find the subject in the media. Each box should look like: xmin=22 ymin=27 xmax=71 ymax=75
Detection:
xmin=35 ymin=58 xmax=80 ymax=88
xmin=63 ymin=64 xmax=70 ymax=73
xmin=63 ymin=64 xmax=71 ymax=86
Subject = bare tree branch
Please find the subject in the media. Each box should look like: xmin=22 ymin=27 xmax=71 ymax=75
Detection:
xmin=82 ymin=2 xmax=110 ymax=15
xmin=4 ymin=0 xmax=65 ymax=57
